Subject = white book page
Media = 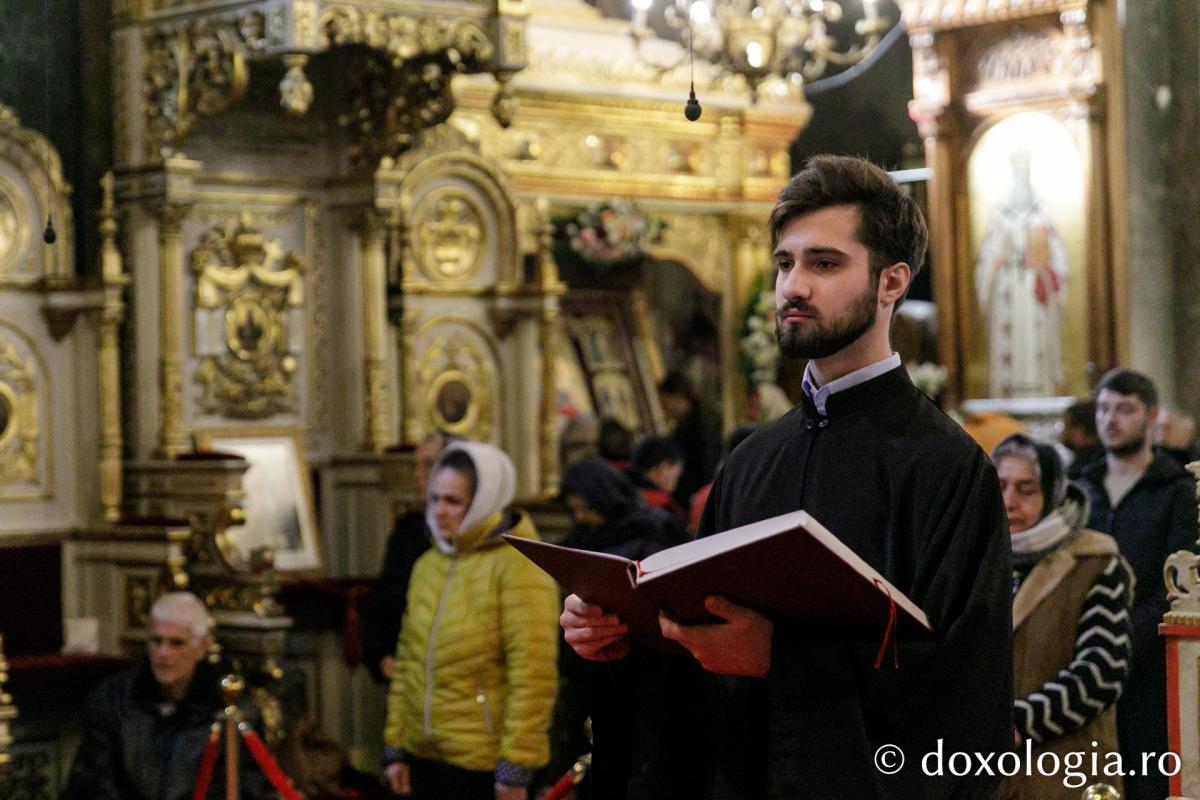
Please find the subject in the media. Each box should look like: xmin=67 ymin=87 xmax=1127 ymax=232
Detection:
xmin=637 ymin=510 xmax=813 ymax=575
xmin=639 ymin=509 xmax=931 ymax=630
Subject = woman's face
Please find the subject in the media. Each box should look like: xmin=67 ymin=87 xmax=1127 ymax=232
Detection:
xmin=996 ymin=456 xmax=1044 ymax=535
xmin=429 ymin=467 xmax=472 ymax=541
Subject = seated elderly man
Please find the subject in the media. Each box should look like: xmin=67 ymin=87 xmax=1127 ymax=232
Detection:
xmin=61 ymin=592 xmax=268 ymax=800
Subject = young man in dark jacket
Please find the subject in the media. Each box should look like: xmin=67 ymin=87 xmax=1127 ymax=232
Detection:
xmin=1079 ymin=368 xmax=1199 ymax=800
xmin=561 ymin=155 xmax=1013 ymax=799
xmin=61 ymin=592 xmax=269 ymax=800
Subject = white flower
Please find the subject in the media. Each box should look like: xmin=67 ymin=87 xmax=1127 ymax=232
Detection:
xmin=907 ymin=361 xmax=948 ymax=398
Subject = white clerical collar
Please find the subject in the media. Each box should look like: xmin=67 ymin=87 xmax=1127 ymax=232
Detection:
xmin=802 ymin=353 xmax=902 ymax=417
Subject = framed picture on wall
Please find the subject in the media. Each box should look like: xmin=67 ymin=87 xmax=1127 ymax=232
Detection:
xmin=966 ymin=112 xmax=1087 ymax=400
xmin=195 ymin=430 xmax=322 ymax=572
xmin=561 ymin=291 xmax=665 ymax=437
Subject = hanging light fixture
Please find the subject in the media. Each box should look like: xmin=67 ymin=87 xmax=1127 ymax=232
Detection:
xmin=631 ymin=0 xmax=892 ymax=101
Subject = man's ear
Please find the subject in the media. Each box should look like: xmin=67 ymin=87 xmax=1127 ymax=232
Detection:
xmin=1147 ymin=404 xmax=1160 ymax=427
xmin=878 ymin=262 xmax=912 ymax=308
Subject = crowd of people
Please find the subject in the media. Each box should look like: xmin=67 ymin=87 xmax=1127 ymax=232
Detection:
xmin=58 ymin=155 xmax=1200 ymax=800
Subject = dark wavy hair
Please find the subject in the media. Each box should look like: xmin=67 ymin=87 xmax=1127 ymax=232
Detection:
xmin=1095 ymin=368 xmax=1158 ymax=410
xmin=769 ymin=155 xmax=928 ymax=305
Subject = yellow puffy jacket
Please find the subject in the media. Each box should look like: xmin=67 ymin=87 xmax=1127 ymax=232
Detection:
xmin=384 ymin=509 xmax=559 ymax=774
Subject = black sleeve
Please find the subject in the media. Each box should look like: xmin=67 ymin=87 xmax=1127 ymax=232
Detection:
xmin=694 ymin=463 xmax=726 ymax=540
xmin=1168 ymin=478 xmax=1200 ymax=564
xmin=889 ymin=449 xmax=1014 ymax=796
xmin=894 ymin=449 xmax=1014 ymax=732
xmin=60 ymin=685 xmax=123 ymax=800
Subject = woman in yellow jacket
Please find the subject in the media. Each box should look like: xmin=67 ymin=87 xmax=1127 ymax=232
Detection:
xmin=383 ymin=442 xmax=559 ymax=800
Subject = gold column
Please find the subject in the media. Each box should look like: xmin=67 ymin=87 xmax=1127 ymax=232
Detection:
xmin=392 ymin=211 xmax=418 ymax=447
xmin=98 ymin=173 xmax=129 ymax=522
xmin=531 ymin=200 xmax=566 ymax=496
xmin=357 ymin=210 xmax=393 ymax=452
xmin=907 ymin=31 xmax=962 ymax=404
xmin=398 ymin=307 xmax=420 ymax=446
xmin=155 ymin=201 xmax=192 ymax=458
xmin=724 ymin=214 xmax=769 ymax=429
xmin=538 ymin=276 xmax=566 ymax=498
xmin=0 ymin=633 xmax=15 ymax=768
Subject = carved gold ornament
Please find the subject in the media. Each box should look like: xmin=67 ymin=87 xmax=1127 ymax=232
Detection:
xmin=0 ymin=177 xmax=26 ymax=276
xmin=333 ymin=12 xmax=502 ymax=163
xmin=0 ymin=102 xmax=72 ymax=285
xmin=901 ymin=0 xmax=1088 ymax=32
xmin=143 ymin=14 xmax=266 ymax=153
xmin=279 ymin=54 xmax=315 ymax=116
xmin=0 ymin=336 xmax=40 ymax=487
xmin=318 ymin=8 xmax=494 ymax=67
xmin=192 ymin=217 xmax=305 ymax=420
xmin=416 ymin=334 xmax=494 ymax=440
xmin=413 ymin=190 xmax=485 ymax=281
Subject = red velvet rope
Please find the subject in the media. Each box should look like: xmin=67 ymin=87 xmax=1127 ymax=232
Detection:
xmin=542 ymin=772 xmax=580 ymax=800
xmin=190 ymin=725 xmax=221 ymax=800
xmin=872 ymin=579 xmax=899 ymax=671
xmin=342 ymin=585 xmax=371 ymax=667
xmin=542 ymin=758 xmax=589 ymax=800
xmin=240 ymin=725 xmax=303 ymax=800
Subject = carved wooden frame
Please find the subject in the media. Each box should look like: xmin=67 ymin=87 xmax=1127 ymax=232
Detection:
xmin=903 ymin=0 xmax=1127 ymax=403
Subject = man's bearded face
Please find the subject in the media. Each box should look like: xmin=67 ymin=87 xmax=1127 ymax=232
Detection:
xmin=776 ymin=276 xmax=878 ymax=360
xmin=1096 ymin=389 xmax=1154 ymax=458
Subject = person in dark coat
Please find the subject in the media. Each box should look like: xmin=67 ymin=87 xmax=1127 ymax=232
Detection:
xmin=360 ymin=431 xmax=455 ymax=683
xmin=1078 ymin=368 xmax=1199 ymax=800
xmin=1061 ymin=398 xmax=1104 ymax=480
xmin=658 ymin=370 xmax=722 ymax=508
xmin=627 ymin=435 xmax=688 ymax=525
xmin=61 ymin=593 xmax=269 ymax=800
xmin=597 ymin=416 xmax=635 ymax=472
xmin=554 ymin=457 xmax=692 ymax=799
xmin=561 ymin=155 xmax=1013 ymax=799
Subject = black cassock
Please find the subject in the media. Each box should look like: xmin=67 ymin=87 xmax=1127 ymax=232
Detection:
xmin=685 ymin=365 xmax=1013 ymax=800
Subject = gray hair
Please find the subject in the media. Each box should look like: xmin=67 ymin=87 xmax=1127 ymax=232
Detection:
xmin=991 ymin=436 xmax=1041 ymax=479
xmin=150 ymin=592 xmax=210 ymax=642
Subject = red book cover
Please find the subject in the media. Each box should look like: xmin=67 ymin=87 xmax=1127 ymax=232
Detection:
xmin=504 ymin=509 xmax=931 ymax=651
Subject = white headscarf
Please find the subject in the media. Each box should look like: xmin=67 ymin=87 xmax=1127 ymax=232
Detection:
xmin=426 ymin=441 xmax=516 ymax=550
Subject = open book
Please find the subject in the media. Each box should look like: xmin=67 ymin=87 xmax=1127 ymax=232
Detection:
xmin=504 ymin=509 xmax=931 ymax=651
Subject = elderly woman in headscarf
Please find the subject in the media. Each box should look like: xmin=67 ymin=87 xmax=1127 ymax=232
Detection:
xmin=383 ymin=442 xmax=559 ymax=800
xmin=991 ymin=434 xmax=1134 ymax=800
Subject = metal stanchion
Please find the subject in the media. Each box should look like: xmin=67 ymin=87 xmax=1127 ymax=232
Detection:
xmin=222 ymin=675 xmax=244 ymax=800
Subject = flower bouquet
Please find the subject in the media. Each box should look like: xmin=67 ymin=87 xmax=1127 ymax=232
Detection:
xmin=739 ymin=271 xmax=780 ymax=387
xmin=553 ymin=200 xmax=666 ymax=272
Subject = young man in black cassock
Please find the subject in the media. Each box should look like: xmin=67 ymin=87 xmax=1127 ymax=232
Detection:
xmin=561 ymin=155 xmax=1014 ymax=799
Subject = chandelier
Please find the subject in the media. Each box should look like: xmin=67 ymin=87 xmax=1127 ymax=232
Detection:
xmin=630 ymin=0 xmax=892 ymax=100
